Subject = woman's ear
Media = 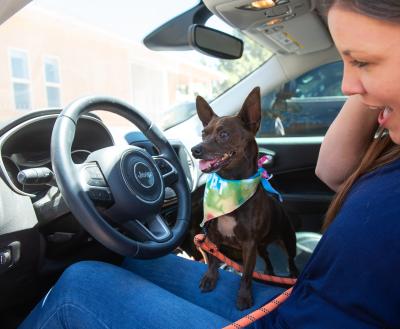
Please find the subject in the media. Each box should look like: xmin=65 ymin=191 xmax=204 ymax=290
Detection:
xmin=238 ymin=87 xmax=261 ymax=135
xmin=196 ymin=96 xmax=217 ymax=127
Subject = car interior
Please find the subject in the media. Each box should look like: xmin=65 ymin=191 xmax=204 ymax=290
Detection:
xmin=0 ymin=0 xmax=345 ymax=327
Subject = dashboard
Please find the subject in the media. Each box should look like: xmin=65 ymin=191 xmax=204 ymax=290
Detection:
xmin=0 ymin=113 xmax=114 ymax=197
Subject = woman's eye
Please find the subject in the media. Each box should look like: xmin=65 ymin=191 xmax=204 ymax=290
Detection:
xmin=350 ymin=60 xmax=368 ymax=68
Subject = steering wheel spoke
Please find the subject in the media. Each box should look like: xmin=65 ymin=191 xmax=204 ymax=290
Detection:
xmin=86 ymin=186 xmax=114 ymax=206
xmin=153 ymin=156 xmax=178 ymax=187
xmin=122 ymin=214 xmax=172 ymax=243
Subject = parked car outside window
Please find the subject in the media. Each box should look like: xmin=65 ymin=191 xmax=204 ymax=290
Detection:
xmin=258 ymin=61 xmax=346 ymax=137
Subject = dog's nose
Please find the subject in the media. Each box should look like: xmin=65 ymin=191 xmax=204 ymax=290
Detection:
xmin=191 ymin=144 xmax=203 ymax=158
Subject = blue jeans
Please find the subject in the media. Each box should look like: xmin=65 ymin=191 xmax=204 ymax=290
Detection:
xmin=19 ymin=254 xmax=284 ymax=329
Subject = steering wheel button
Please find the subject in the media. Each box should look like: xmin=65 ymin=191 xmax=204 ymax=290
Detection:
xmin=83 ymin=165 xmax=108 ymax=187
xmin=87 ymin=178 xmax=107 ymax=187
xmin=88 ymin=188 xmax=112 ymax=203
xmin=155 ymin=158 xmax=173 ymax=175
xmin=88 ymin=189 xmax=99 ymax=200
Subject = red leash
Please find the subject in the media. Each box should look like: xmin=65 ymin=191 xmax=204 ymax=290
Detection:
xmin=194 ymin=234 xmax=296 ymax=328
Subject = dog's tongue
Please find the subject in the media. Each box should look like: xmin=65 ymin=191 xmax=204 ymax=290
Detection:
xmin=199 ymin=159 xmax=213 ymax=172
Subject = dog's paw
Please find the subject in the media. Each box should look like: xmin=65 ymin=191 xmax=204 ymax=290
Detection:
xmin=236 ymin=294 xmax=253 ymax=310
xmin=199 ymin=274 xmax=218 ymax=292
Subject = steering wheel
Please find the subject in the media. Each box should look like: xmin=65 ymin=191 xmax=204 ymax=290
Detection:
xmin=50 ymin=96 xmax=191 ymax=258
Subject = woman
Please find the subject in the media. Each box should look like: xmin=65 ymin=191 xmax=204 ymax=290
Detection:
xmin=19 ymin=1 xmax=400 ymax=328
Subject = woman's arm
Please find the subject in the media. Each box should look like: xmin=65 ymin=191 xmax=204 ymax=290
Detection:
xmin=315 ymin=95 xmax=379 ymax=191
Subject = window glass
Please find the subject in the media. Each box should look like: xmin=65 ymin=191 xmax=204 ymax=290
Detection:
xmin=257 ymin=61 xmax=346 ymax=138
xmin=44 ymin=58 xmax=60 ymax=83
xmin=0 ymin=0 xmax=271 ymax=128
xmin=293 ymin=61 xmax=344 ymax=98
xmin=44 ymin=57 xmax=61 ymax=107
xmin=10 ymin=49 xmax=31 ymax=109
xmin=159 ymin=16 xmax=272 ymax=129
xmin=10 ymin=50 xmax=29 ymax=79
xmin=13 ymin=82 xmax=31 ymax=109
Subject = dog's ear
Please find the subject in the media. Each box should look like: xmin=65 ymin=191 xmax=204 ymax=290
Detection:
xmin=238 ymin=87 xmax=261 ymax=135
xmin=196 ymin=96 xmax=217 ymax=127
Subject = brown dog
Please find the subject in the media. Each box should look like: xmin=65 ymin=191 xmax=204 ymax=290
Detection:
xmin=191 ymin=87 xmax=298 ymax=310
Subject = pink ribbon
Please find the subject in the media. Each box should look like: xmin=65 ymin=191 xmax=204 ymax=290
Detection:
xmin=257 ymin=155 xmax=272 ymax=180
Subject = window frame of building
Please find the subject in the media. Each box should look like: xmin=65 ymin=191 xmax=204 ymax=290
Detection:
xmin=43 ymin=55 xmax=61 ymax=108
xmin=8 ymin=48 xmax=32 ymax=110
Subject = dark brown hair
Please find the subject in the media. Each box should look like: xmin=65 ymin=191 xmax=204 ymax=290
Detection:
xmin=317 ymin=0 xmax=400 ymax=21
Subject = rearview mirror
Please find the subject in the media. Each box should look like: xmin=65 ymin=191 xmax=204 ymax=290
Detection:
xmin=188 ymin=24 xmax=243 ymax=60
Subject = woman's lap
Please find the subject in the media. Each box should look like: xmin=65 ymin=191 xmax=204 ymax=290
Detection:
xmin=19 ymin=254 xmax=284 ymax=329
xmin=122 ymin=254 xmax=285 ymax=321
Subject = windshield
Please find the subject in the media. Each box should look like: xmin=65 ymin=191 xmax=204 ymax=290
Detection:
xmin=0 ymin=0 xmax=271 ymax=131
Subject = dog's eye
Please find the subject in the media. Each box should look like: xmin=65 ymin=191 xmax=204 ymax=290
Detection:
xmin=219 ymin=131 xmax=229 ymax=140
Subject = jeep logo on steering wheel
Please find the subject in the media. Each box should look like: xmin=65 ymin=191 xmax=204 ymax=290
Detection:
xmin=133 ymin=162 xmax=155 ymax=188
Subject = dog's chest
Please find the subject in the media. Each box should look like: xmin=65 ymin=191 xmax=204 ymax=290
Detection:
xmin=216 ymin=215 xmax=237 ymax=237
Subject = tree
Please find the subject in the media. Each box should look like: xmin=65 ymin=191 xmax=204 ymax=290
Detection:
xmin=213 ymin=33 xmax=272 ymax=94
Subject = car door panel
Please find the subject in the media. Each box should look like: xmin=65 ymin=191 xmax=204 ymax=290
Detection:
xmin=258 ymin=139 xmax=333 ymax=232
xmin=255 ymin=61 xmax=347 ymax=232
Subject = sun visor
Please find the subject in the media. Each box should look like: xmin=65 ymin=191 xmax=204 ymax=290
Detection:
xmin=204 ymin=0 xmax=333 ymax=55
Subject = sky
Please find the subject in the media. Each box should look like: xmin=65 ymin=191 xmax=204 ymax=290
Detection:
xmin=27 ymin=0 xmax=235 ymax=66
xmin=30 ymin=0 xmax=204 ymax=43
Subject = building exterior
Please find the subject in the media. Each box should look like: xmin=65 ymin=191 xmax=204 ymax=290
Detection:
xmin=0 ymin=6 xmax=223 ymax=127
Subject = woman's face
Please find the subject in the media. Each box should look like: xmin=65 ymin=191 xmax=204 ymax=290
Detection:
xmin=328 ymin=6 xmax=400 ymax=144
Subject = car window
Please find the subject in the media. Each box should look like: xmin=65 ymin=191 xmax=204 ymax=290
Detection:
xmin=257 ymin=61 xmax=346 ymax=138
xmin=0 ymin=0 xmax=272 ymax=132
xmin=159 ymin=16 xmax=272 ymax=130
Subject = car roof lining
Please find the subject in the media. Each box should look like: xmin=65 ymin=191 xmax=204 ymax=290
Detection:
xmin=203 ymin=0 xmax=334 ymax=56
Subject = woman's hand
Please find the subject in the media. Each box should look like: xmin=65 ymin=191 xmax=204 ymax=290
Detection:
xmin=315 ymin=95 xmax=379 ymax=191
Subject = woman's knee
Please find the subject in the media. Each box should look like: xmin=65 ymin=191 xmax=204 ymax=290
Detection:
xmin=19 ymin=261 xmax=114 ymax=329
xmin=48 ymin=261 xmax=115 ymax=305
xmin=58 ymin=261 xmax=102 ymax=286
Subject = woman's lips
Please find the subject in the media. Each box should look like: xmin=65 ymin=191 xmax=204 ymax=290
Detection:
xmin=378 ymin=106 xmax=393 ymax=127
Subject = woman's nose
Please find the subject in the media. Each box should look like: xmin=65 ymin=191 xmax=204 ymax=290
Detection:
xmin=341 ymin=66 xmax=366 ymax=96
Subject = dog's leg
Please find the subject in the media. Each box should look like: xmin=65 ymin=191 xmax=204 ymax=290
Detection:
xmin=237 ymin=240 xmax=257 ymax=310
xmin=257 ymin=244 xmax=275 ymax=275
xmin=199 ymin=253 xmax=220 ymax=292
xmin=282 ymin=232 xmax=299 ymax=277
